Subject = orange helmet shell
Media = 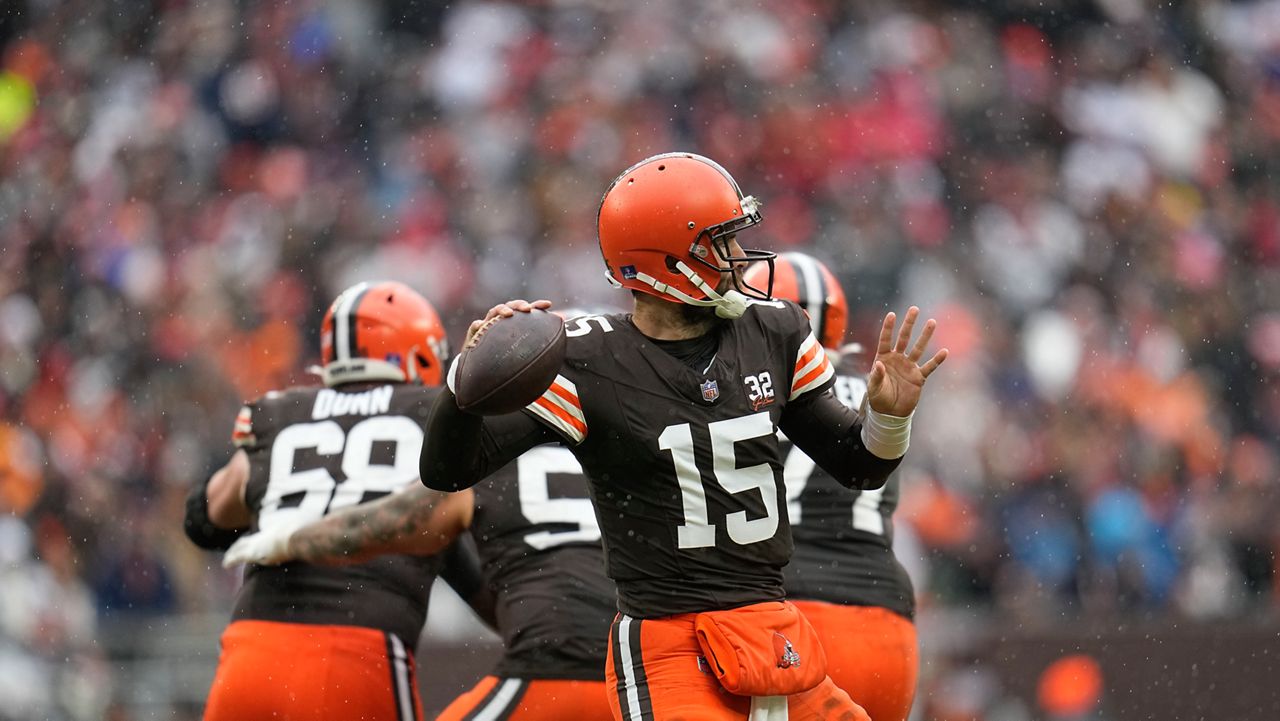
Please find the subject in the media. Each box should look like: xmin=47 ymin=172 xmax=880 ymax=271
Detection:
xmin=598 ymin=153 xmax=766 ymax=304
xmin=320 ymin=281 xmax=449 ymax=387
xmin=746 ymin=252 xmax=847 ymax=350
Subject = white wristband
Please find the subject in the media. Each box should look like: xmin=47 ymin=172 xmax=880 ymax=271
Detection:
xmin=861 ymin=407 xmax=913 ymax=459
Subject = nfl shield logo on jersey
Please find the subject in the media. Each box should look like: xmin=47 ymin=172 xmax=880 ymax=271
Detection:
xmin=700 ymin=379 xmax=720 ymax=402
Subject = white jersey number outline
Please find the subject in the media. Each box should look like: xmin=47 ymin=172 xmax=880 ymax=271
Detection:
xmin=259 ymin=416 xmax=422 ymax=530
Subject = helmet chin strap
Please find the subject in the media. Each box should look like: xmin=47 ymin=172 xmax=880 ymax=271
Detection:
xmin=607 ymin=261 xmax=748 ymax=319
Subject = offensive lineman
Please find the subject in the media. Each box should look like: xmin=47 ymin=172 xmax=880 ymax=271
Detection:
xmin=220 ymin=310 xmax=622 ymax=720
xmin=420 ymin=153 xmax=946 ymax=720
xmin=747 ymin=253 xmax=919 ymax=721
xmin=183 ymin=281 xmax=452 ymax=721
xmin=221 ymin=394 xmax=618 ymax=721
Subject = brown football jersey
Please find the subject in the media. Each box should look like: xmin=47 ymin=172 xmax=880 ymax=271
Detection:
xmin=469 ymin=446 xmax=616 ymax=680
xmin=521 ymin=302 xmax=847 ymax=617
xmin=231 ymin=382 xmax=441 ymax=646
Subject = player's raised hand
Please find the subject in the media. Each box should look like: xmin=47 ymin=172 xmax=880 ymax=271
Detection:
xmin=866 ymin=306 xmax=947 ymax=417
xmin=463 ymin=299 xmax=554 ymax=351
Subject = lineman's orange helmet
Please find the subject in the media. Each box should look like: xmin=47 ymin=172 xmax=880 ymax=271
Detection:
xmin=319 ymin=281 xmax=449 ymax=387
xmin=597 ymin=152 xmax=774 ymax=318
xmin=745 ymin=252 xmax=847 ymax=351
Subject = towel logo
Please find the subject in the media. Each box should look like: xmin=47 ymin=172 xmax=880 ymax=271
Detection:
xmin=774 ymin=632 xmax=801 ymax=669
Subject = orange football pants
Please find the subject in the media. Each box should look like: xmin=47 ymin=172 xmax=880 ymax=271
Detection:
xmin=435 ymin=675 xmax=612 ymax=721
xmin=203 ymin=619 xmax=423 ymax=721
xmin=605 ymin=611 xmax=871 ymax=721
xmin=791 ymin=601 xmax=918 ymax=721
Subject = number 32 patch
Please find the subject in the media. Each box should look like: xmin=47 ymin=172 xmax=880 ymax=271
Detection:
xmin=743 ymin=372 xmax=775 ymax=411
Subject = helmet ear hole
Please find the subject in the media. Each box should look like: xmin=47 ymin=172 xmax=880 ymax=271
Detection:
xmin=416 ymin=353 xmax=432 ymax=369
xmin=665 ymin=256 xmax=682 ymax=275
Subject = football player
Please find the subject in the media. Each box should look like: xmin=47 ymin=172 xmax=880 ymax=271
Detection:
xmin=746 ymin=253 xmax=919 ymax=721
xmin=420 ymin=153 xmax=947 ymax=721
xmin=220 ymin=383 xmax=618 ymax=721
xmin=183 ymin=281 xmax=454 ymax=721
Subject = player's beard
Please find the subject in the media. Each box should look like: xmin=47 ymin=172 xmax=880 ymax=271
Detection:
xmin=678 ymin=299 xmax=719 ymax=327
xmin=678 ymin=270 xmax=738 ymax=328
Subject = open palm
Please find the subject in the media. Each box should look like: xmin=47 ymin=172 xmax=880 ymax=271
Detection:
xmin=866 ymin=306 xmax=947 ymax=417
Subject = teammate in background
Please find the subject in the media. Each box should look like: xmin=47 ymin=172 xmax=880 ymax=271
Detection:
xmin=420 ymin=153 xmax=947 ymax=721
xmin=183 ymin=281 xmax=453 ymax=721
xmin=222 ymin=313 xmax=620 ymax=720
xmin=745 ymin=253 xmax=919 ymax=721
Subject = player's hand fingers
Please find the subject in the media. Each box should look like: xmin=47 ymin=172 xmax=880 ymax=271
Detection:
xmin=505 ymin=299 xmax=553 ymax=313
xmin=894 ymin=307 xmax=919 ymax=354
xmin=464 ymin=319 xmax=486 ymax=348
xmin=908 ymin=318 xmax=937 ymax=363
xmin=868 ymin=359 xmax=886 ymax=391
xmin=877 ymin=312 xmax=897 ymax=355
xmin=920 ymin=348 xmax=948 ymax=378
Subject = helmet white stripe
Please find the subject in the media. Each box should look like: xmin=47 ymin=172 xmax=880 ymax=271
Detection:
xmin=787 ymin=253 xmax=825 ymax=340
xmin=333 ymin=282 xmax=368 ymax=362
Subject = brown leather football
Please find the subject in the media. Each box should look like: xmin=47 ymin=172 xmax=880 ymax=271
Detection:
xmin=453 ymin=309 xmax=567 ymax=415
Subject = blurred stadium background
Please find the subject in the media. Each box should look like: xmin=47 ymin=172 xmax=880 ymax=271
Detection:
xmin=2 ymin=0 xmax=1279 ymax=719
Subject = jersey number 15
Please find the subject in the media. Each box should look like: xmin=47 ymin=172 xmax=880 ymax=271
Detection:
xmin=659 ymin=412 xmax=780 ymax=549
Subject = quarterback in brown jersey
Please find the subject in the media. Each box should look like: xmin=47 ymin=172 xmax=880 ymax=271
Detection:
xmin=420 ymin=153 xmax=947 ymax=721
xmin=183 ymin=281 xmax=452 ymax=721
xmin=746 ymin=253 xmax=919 ymax=721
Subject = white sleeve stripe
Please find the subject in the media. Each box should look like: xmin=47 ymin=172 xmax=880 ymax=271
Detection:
xmin=794 ymin=335 xmax=820 ymax=364
xmin=789 ymin=359 xmax=834 ymax=400
xmin=539 ymin=375 xmax=582 ymax=412
xmin=544 ymin=375 xmax=580 ymax=401
xmin=523 ymin=375 xmax=586 ymax=443
xmin=793 ymin=351 xmax=826 ymax=385
xmin=790 ymin=333 xmax=828 ymax=395
xmin=538 ymin=385 xmax=586 ymax=424
xmin=526 ymin=401 xmax=587 ymax=444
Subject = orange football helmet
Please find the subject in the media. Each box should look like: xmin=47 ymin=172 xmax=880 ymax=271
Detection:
xmin=597 ymin=152 xmax=774 ymax=319
xmin=319 ymin=281 xmax=450 ymax=387
xmin=745 ymin=252 xmax=848 ymax=351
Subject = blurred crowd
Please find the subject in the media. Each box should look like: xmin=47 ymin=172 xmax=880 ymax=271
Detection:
xmin=2 ymin=0 xmax=1279 ymax=718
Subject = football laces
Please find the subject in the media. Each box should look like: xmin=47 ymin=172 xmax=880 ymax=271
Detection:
xmin=466 ymin=314 xmax=504 ymax=350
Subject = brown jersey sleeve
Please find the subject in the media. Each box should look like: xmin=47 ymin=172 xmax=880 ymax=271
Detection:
xmin=420 ymin=388 xmax=558 ymax=491
xmin=779 ymin=388 xmax=900 ymax=491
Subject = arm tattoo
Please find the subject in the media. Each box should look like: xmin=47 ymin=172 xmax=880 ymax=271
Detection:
xmin=287 ymin=486 xmax=445 ymax=565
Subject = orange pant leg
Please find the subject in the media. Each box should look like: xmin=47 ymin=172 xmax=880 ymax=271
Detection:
xmin=791 ymin=600 xmax=919 ymax=721
xmin=434 ymin=676 xmax=612 ymax=721
xmin=606 ymin=613 xmax=749 ymax=721
xmin=203 ymin=619 xmax=422 ymax=721
xmin=787 ymin=677 xmax=872 ymax=721
xmin=604 ymin=610 xmax=871 ymax=721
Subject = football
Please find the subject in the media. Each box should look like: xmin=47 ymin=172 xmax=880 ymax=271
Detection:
xmin=452 ymin=309 xmax=568 ymax=415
